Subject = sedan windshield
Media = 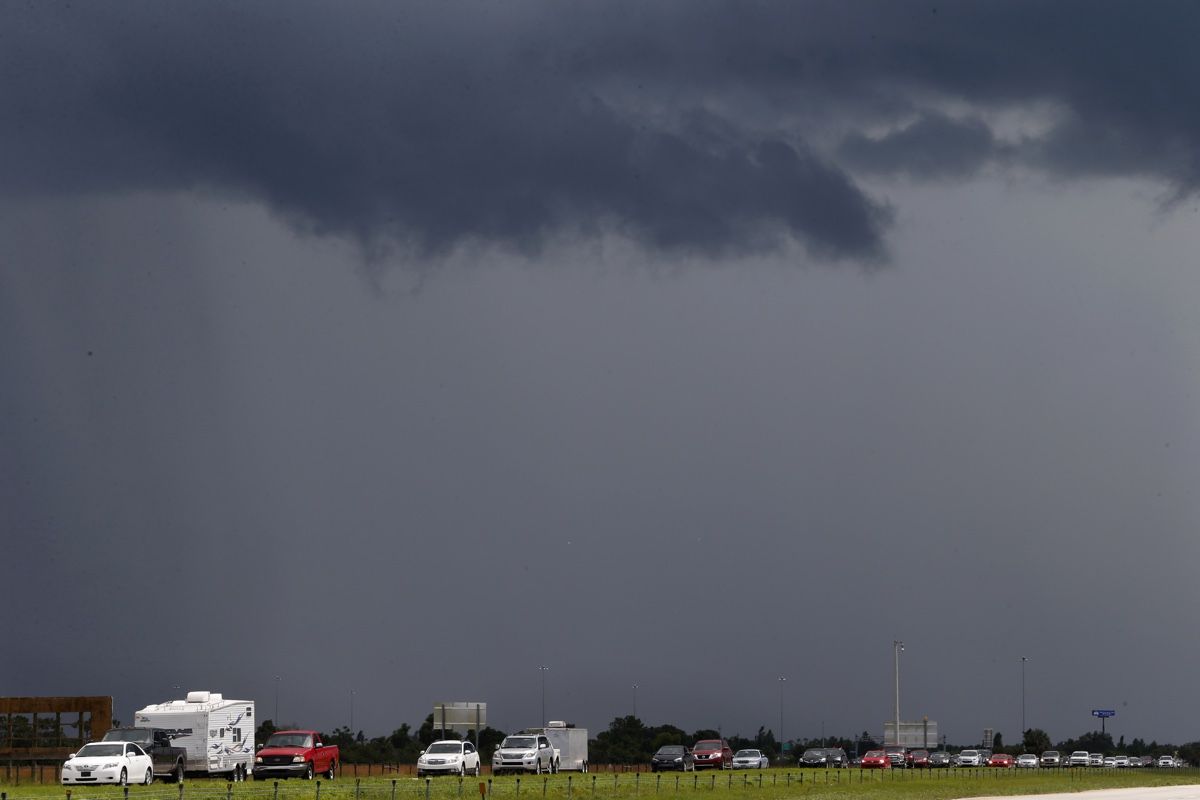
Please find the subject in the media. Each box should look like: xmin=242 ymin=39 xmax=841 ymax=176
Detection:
xmin=502 ymin=737 xmax=536 ymax=749
xmin=427 ymin=743 xmax=462 ymax=754
xmin=76 ymin=744 xmax=125 ymax=758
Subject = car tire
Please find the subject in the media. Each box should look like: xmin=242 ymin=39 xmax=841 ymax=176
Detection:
xmin=119 ymin=768 xmax=128 ymax=786
xmin=304 ymin=762 xmax=314 ymax=780
xmin=473 ymin=764 xmax=480 ymax=777
xmin=459 ymin=764 xmax=466 ymax=777
xmin=327 ymin=762 xmax=336 ymax=780
xmin=535 ymin=760 xmax=542 ymax=775
xmin=145 ymin=769 xmax=154 ymax=785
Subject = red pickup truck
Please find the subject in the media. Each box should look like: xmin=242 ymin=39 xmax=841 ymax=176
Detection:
xmin=253 ymin=731 xmax=339 ymax=780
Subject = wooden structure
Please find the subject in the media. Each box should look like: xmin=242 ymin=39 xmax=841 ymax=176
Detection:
xmin=1 ymin=696 xmax=112 ymax=762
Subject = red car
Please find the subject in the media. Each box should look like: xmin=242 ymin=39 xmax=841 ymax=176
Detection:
xmin=691 ymin=739 xmax=733 ymax=770
xmin=861 ymin=750 xmax=891 ymax=769
xmin=988 ymin=754 xmax=1015 ymax=768
xmin=908 ymin=749 xmax=930 ymax=768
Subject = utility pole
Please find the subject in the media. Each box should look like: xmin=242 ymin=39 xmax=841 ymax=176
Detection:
xmin=537 ymin=665 xmax=550 ymax=727
xmin=1020 ymin=657 xmax=1029 ymax=739
xmin=778 ymin=677 xmax=787 ymax=753
xmin=893 ymin=641 xmax=904 ymax=747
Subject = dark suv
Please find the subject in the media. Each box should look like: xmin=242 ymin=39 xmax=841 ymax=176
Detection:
xmin=691 ymin=739 xmax=733 ymax=770
xmin=651 ymin=745 xmax=695 ymax=772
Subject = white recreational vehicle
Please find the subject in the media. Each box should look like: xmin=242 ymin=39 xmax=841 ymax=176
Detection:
xmin=134 ymin=691 xmax=255 ymax=781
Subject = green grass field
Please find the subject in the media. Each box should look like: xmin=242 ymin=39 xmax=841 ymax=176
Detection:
xmin=4 ymin=769 xmax=1199 ymax=800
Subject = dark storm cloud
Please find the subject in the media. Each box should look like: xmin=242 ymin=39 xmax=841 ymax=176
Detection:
xmin=837 ymin=112 xmax=999 ymax=180
xmin=0 ymin=3 xmax=889 ymax=262
xmin=4 ymin=0 xmax=1200 ymax=256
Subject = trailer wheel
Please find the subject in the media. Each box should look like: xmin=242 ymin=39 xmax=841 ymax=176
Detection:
xmin=304 ymin=762 xmax=314 ymax=780
xmin=172 ymin=763 xmax=185 ymax=783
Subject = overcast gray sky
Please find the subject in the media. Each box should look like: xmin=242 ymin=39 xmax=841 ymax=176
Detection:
xmin=4 ymin=1 xmax=1200 ymax=749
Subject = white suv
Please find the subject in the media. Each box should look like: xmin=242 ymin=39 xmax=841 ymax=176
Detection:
xmin=493 ymin=734 xmax=557 ymax=775
xmin=1069 ymin=751 xmax=1090 ymax=767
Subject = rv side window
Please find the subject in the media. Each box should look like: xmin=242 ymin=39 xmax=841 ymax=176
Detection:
xmin=233 ymin=728 xmax=242 ymax=743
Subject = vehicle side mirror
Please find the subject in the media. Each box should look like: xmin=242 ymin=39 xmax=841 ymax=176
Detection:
xmin=316 ymin=742 xmax=323 ymax=748
xmin=68 ymin=753 xmax=76 ymax=760
xmin=257 ymin=744 xmax=263 ymax=750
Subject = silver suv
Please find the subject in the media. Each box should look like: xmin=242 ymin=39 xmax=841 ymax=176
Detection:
xmin=493 ymin=734 xmax=557 ymax=775
xmin=1040 ymin=751 xmax=1061 ymax=767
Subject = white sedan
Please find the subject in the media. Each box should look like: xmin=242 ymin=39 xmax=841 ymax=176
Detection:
xmin=731 ymin=749 xmax=769 ymax=769
xmin=62 ymin=742 xmax=155 ymax=785
xmin=1016 ymin=754 xmax=1039 ymax=769
xmin=417 ymin=740 xmax=482 ymax=777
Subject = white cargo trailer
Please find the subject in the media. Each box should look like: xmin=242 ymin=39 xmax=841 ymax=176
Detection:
xmin=529 ymin=722 xmax=588 ymax=772
xmin=134 ymin=691 xmax=255 ymax=780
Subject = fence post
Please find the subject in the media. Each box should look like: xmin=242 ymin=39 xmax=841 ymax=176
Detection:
xmin=517 ymin=777 xmax=521 ymax=796
xmin=180 ymin=781 xmax=186 ymax=800
xmin=568 ymin=775 xmax=573 ymax=798
xmin=274 ymin=781 xmax=280 ymax=800
xmin=124 ymin=786 xmax=130 ymax=800
xmin=635 ymin=772 xmax=640 ymax=795
xmin=591 ymin=775 xmax=596 ymax=796
xmin=425 ymin=778 xmax=431 ymax=800
xmin=356 ymin=778 xmax=362 ymax=800
xmin=656 ymin=774 xmax=660 ymax=793
xmin=228 ymin=782 xmax=234 ymax=800
xmin=543 ymin=778 xmax=548 ymax=798
xmin=459 ymin=777 xmax=464 ymax=799
xmin=392 ymin=779 xmax=398 ymax=800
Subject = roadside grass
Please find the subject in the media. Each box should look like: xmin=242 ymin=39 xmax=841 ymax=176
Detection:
xmin=4 ymin=770 xmax=1199 ymax=800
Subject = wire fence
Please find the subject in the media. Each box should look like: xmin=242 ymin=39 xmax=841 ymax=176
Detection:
xmin=3 ymin=767 xmax=1196 ymax=800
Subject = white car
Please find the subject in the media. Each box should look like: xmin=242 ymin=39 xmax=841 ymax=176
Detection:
xmin=1016 ymin=754 xmax=1039 ymax=769
xmin=957 ymin=749 xmax=983 ymax=767
xmin=1158 ymin=756 xmax=1176 ymax=768
xmin=1069 ymin=751 xmax=1090 ymax=767
xmin=731 ymin=750 xmax=769 ymax=769
xmin=417 ymin=740 xmax=481 ymax=777
xmin=62 ymin=742 xmax=155 ymax=785
xmin=492 ymin=734 xmax=558 ymax=775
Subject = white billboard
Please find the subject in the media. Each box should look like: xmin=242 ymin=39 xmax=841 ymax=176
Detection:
xmin=883 ymin=720 xmax=938 ymax=748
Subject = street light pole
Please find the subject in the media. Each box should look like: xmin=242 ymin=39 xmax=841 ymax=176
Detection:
xmin=274 ymin=675 xmax=281 ymax=724
xmin=350 ymin=689 xmax=356 ymax=735
xmin=537 ymin=665 xmax=550 ymax=727
xmin=632 ymin=684 xmax=639 ymax=718
xmin=1020 ymin=657 xmax=1029 ymax=738
xmin=893 ymin=641 xmax=904 ymax=746
xmin=778 ymin=677 xmax=787 ymax=753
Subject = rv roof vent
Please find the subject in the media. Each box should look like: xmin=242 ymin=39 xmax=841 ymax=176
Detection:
xmin=210 ymin=694 xmax=223 ymax=702
xmin=186 ymin=691 xmax=211 ymax=703
xmin=548 ymin=721 xmax=567 ymax=728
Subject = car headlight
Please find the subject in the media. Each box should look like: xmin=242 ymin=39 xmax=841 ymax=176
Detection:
xmin=525 ymin=752 xmax=535 ymax=759
xmin=255 ymin=757 xmax=263 ymax=764
xmin=102 ymin=762 xmax=119 ymax=769
xmin=293 ymin=756 xmax=304 ymax=763
xmin=62 ymin=763 xmax=73 ymax=771
xmin=674 ymin=758 xmax=682 ymax=763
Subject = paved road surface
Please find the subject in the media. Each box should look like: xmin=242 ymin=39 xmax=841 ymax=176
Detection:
xmin=969 ymin=787 xmax=1200 ymax=800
